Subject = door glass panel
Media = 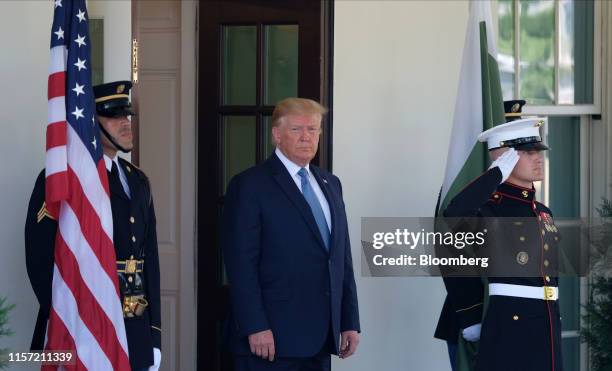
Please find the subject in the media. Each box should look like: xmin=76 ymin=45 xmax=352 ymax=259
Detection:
xmin=519 ymin=0 xmax=555 ymax=104
xmin=223 ymin=116 xmax=256 ymax=191
xmin=497 ymin=0 xmax=515 ymax=100
xmin=263 ymin=25 xmax=298 ymax=105
xmin=262 ymin=115 xmax=276 ymax=158
xmin=222 ymin=26 xmax=257 ymax=105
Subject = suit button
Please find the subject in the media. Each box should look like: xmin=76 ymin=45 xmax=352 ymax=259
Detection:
xmin=544 ymin=243 xmax=549 ymax=251
xmin=513 ymin=315 xmax=519 ymax=321
xmin=544 ymin=260 xmax=549 ymax=267
xmin=545 ymin=276 xmax=551 ymax=283
xmin=542 ymin=229 xmax=546 ymax=236
xmin=131 ymin=236 xmax=136 ymax=243
xmin=130 ymin=216 xmax=135 ymax=224
xmin=128 ymin=276 xmax=133 ymax=283
xmin=519 ymin=236 xmax=525 ymax=242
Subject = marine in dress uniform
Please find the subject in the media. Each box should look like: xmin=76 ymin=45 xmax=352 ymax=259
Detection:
xmin=434 ymin=99 xmax=531 ymax=370
xmin=25 ymin=81 xmax=162 ymax=371
xmin=436 ymin=114 xmax=563 ymax=371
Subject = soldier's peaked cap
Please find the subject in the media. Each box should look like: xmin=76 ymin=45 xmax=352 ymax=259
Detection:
xmin=478 ymin=117 xmax=549 ymax=151
xmin=93 ymin=80 xmax=135 ymax=118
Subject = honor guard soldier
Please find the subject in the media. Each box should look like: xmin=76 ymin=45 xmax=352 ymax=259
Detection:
xmin=25 ymin=81 xmax=162 ymax=371
xmin=437 ymin=115 xmax=563 ymax=371
xmin=434 ymin=99 xmax=544 ymax=371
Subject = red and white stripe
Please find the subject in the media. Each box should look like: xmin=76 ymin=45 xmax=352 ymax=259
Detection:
xmin=46 ymin=45 xmax=69 ymax=212
xmin=44 ymin=43 xmax=129 ymax=371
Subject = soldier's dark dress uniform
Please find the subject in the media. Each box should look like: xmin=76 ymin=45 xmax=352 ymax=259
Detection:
xmin=434 ymin=100 xmax=530 ymax=351
xmin=24 ymin=81 xmax=161 ymax=371
xmin=440 ymin=167 xmax=563 ymax=371
xmin=435 ymin=114 xmax=563 ymax=371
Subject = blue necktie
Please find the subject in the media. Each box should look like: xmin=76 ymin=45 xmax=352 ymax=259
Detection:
xmin=298 ymin=168 xmax=330 ymax=250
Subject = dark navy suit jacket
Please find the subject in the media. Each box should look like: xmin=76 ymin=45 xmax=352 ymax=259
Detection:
xmin=222 ymin=153 xmax=360 ymax=358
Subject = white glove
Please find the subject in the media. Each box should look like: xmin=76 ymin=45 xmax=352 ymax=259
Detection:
xmin=489 ymin=148 xmax=519 ymax=182
xmin=462 ymin=323 xmax=481 ymax=342
xmin=148 ymin=348 xmax=162 ymax=371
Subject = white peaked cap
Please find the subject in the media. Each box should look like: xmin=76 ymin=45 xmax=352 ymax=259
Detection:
xmin=477 ymin=117 xmax=548 ymax=150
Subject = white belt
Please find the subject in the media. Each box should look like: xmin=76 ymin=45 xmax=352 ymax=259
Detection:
xmin=489 ymin=283 xmax=558 ymax=301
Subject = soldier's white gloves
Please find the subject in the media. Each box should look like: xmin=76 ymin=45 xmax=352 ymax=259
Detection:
xmin=148 ymin=348 xmax=161 ymax=371
xmin=462 ymin=323 xmax=482 ymax=342
xmin=489 ymin=148 xmax=519 ymax=183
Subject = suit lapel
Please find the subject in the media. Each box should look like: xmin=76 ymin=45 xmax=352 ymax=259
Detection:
xmin=268 ymin=154 xmax=328 ymax=252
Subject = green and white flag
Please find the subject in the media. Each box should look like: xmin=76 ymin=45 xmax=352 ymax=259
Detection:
xmin=438 ymin=1 xmax=505 ymax=215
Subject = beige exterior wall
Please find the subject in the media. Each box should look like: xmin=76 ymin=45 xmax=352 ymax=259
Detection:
xmin=333 ymin=1 xmax=469 ymax=370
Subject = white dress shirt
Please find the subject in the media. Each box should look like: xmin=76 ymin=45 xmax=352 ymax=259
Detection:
xmin=103 ymin=154 xmax=131 ymax=198
xmin=275 ymin=148 xmax=332 ymax=231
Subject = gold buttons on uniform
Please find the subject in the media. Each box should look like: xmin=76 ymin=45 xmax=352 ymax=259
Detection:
xmin=493 ymin=194 xmax=500 ymax=199
xmin=519 ymin=236 xmax=525 ymax=242
xmin=542 ymin=229 xmax=546 ymax=236
xmin=522 ymin=190 xmax=529 ymax=198
xmin=130 ymin=216 xmax=135 ymax=224
xmin=513 ymin=315 xmax=519 ymax=321
xmin=544 ymin=243 xmax=549 ymax=251
xmin=131 ymin=236 xmax=136 ymax=243
xmin=128 ymin=276 xmax=133 ymax=283
xmin=545 ymin=276 xmax=551 ymax=283
xmin=544 ymin=260 xmax=549 ymax=267
xmin=554 ymin=236 xmax=559 ymax=241
xmin=126 ymin=166 xmax=131 ymax=173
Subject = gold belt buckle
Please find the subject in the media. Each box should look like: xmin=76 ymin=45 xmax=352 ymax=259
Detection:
xmin=125 ymin=259 xmax=137 ymax=274
xmin=544 ymin=286 xmax=556 ymax=300
xmin=123 ymin=295 xmax=149 ymax=317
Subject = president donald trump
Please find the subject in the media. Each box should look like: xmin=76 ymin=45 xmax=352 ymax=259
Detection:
xmin=223 ymin=98 xmax=361 ymax=371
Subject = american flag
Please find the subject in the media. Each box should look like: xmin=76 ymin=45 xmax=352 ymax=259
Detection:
xmin=44 ymin=0 xmax=130 ymax=369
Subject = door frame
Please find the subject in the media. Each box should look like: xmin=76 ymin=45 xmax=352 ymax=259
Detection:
xmin=196 ymin=1 xmax=334 ymax=370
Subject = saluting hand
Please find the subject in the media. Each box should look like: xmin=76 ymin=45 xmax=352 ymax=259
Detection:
xmin=249 ymin=329 xmax=276 ymax=361
xmin=490 ymin=148 xmax=520 ymax=182
xmin=339 ymin=330 xmax=360 ymax=359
